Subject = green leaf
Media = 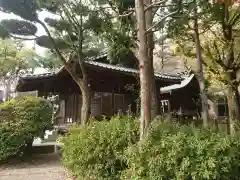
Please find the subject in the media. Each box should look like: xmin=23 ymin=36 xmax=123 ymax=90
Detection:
xmin=1 ymin=19 xmax=37 ymax=36
xmin=36 ymin=35 xmax=69 ymax=50
xmin=0 ymin=0 xmax=38 ymax=21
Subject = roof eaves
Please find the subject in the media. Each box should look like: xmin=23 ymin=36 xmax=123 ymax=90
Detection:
xmin=160 ymin=74 xmax=195 ymax=93
xmin=85 ymin=60 xmax=182 ymax=80
xmin=20 ymin=73 xmax=56 ymax=80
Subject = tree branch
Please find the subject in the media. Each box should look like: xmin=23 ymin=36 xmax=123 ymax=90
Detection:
xmin=61 ymin=4 xmax=79 ymax=30
xmin=146 ymin=10 xmax=179 ymax=33
xmin=232 ymin=52 xmax=240 ymax=70
xmin=213 ymin=40 xmax=228 ymax=70
xmin=77 ymin=0 xmax=88 ymax=83
xmin=144 ymin=0 xmax=168 ymax=11
xmin=119 ymin=10 xmax=135 ymax=17
xmin=36 ymin=18 xmax=83 ymax=88
xmin=230 ymin=11 xmax=240 ymax=26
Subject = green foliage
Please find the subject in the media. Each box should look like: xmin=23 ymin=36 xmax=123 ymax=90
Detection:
xmin=1 ymin=19 xmax=37 ymax=36
xmin=36 ymin=35 xmax=70 ymax=50
xmin=37 ymin=0 xmax=64 ymax=13
xmin=0 ymin=24 xmax=9 ymax=38
xmin=44 ymin=17 xmax=72 ymax=32
xmin=35 ymin=51 xmax=62 ymax=70
xmin=61 ymin=117 xmax=240 ymax=179
xmin=0 ymin=39 xmax=36 ymax=79
xmin=121 ymin=121 xmax=240 ymax=180
xmin=0 ymin=96 xmax=53 ymax=161
xmin=0 ymin=0 xmax=136 ymax=67
xmin=62 ymin=116 xmax=139 ymax=180
xmin=0 ymin=0 xmax=38 ymax=21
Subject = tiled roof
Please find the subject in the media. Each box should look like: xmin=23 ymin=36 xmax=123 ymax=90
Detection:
xmin=20 ymin=73 xmax=56 ymax=79
xmin=85 ymin=61 xmax=182 ymax=80
xmin=88 ymin=50 xmax=109 ymax=61
xmin=160 ymin=74 xmax=195 ymax=93
xmin=19 ymin=52 xmax=183 ymax=81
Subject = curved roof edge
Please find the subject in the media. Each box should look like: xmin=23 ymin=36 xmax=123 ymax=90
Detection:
xmin=160 ymin=74 xmax=195 ymax=94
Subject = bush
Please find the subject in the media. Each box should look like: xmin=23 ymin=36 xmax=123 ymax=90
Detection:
xmin=62 ymin=116 xmax=139 ymax=180
xmin=121 ymin=121 xmax=240 ymax=180
xmin=0 ymin=96 xmax=53 ymax=161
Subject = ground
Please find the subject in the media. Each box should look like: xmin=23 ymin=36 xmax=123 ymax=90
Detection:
xmin=0 ymin=154 xmax=72 ymax=180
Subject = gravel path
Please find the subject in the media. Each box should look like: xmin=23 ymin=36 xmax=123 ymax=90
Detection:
xmin=0 ymin=154 xmax=71 ymax=180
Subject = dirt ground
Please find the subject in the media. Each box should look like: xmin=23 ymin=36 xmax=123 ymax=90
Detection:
xmin=0 ymin=154 xmax=72 ymax=180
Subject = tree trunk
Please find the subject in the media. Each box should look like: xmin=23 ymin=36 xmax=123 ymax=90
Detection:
xmin=225 ymin=71 xmax=239 ymax=136
xmin=225 ymin=48 xmax=240 ymax=122
xmin=135 ymin=0 xmax=151 ymax=140
xmin=219 ymin=3 xmax=240 ymax=135
xmin=145 ymin=0 xmax=159 ymax=119
xmin=234 ymin=88 xmax=240 ymax=120
xmin=193 ymin=5 xmax=209 ymax=128
xmin=4 ymin=78 xmax=11 ymax=101
xmin=226 ymin=72 xmax=236 ymax=136
xmin=79 ymin=78 xmax=91 ymax=125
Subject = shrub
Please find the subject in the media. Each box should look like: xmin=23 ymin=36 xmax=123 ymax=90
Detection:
xmin=0 ymin=96 xmax=53 ymax=161
xmin=121 ymin=121 xmax=240 ymax=180
xmin=62 ymin=116 xmax=139 ymax=180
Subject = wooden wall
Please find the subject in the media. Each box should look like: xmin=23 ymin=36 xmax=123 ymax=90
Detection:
xmin=55 ymin=91 xmax=135 ymax=125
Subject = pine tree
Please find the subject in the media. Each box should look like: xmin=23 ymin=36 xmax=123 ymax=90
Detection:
xmin=0 ymin=0 xmax=105 ymax=124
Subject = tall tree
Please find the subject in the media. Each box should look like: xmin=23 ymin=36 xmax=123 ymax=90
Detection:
xmin=170 ymin=0 xmax=240 ymax=134
xmin=95 ymin=0 xmax=179 ymax=122
xmin=0 ymin=0 xmax=104 ymax=124
xmin=145 ymin=0 xmax=158 ymax=119
xmin=193 ymin=0 xmax=210 ymax=127
xmin=167 ymin=0 xmax=216 ymax=127
xmin=135 ymin=0 xmax=151 ymax=139
xmin=204 ymin=1 xmax=240 ymax=135
xmin=134 ymin=0 xmax=179 ymax=139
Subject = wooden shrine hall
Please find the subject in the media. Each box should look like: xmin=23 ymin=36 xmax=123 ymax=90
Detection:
xmin=16 ymin=53 xmax=201 ymax=126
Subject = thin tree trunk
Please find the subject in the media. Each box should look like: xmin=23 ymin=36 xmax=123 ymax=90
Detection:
xmin=226 ymin=47 xmax=240 ymax=122
xmin=226 ymin=72 xmax=236 ymax=136
xmin=78 ymin=78 xmax=91 ymax=125
xmin=234 ymin=88 xmax=240 ymax=120
xmin=81 ymin=84 xmax=91 ymax=125
xmin=4 ymin=78 xmax=11 ymax=101
xmin=145 ymin=0 xmax=159 ymax=119
xmin=193 ymin=4 xmax=209 ymax=128
xmin=220 ymin=3 xmax=239 ymax=135
xmin=135 ymin=0 xmax=151 ymax=140
xmin=225 ymin=71 xmax=240 ymax=136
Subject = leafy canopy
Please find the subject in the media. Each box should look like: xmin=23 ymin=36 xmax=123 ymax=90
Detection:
xmin=0 ymin=39 xmax=36 ymax=81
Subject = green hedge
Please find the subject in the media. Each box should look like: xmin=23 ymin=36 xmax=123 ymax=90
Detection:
xmin=62 ymin=118 xmax=240 ymax=180
xmin=62 ymin=116 xmax=139 ymax=180
xmin=0 ymin=96 xmax=53 ymax=161
xmin=122 ymin=121 xmax=240 ymax=180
